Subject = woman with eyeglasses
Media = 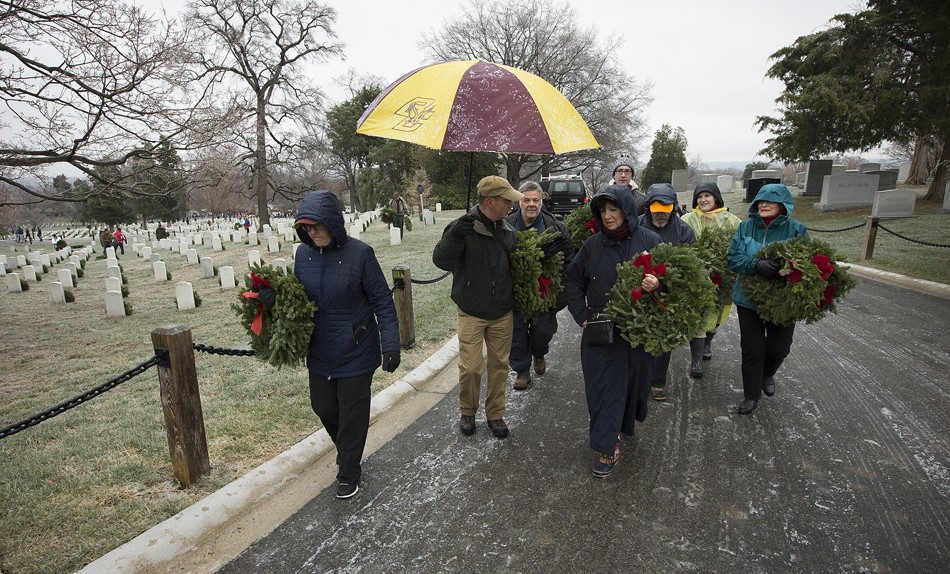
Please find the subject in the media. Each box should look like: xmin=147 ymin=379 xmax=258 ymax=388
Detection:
xmin=293 ymin=190 xmax=400 ymax=499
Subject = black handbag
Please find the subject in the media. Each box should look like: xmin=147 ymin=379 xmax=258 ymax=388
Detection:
xmin=583 ymin=314 xmax=614 ymax=346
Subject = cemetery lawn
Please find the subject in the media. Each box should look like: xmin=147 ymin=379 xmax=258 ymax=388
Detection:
xmin=1 ymin=190 xmax=947 ymax=573
xmin=718 ymin=185 xmax=950 ymax=285
xmin=0 ymin=211 xmax=461 ymax=574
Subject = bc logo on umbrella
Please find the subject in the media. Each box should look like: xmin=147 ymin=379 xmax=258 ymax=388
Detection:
xmin=357 ymin=60 xmax=599 ymax=155
xmin=394 ymin=98 xmax=436 ymax=132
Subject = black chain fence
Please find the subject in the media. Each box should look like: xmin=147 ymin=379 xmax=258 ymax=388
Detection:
xmin=0 ymin=355 xmax=162 ymax=440
xmin=805 ymin=223 xmax=867 ymax=233
xmin=389 ymin=270 xmax=452 ymax=293
xmin=194 ymin=343 xmax=256 ymax=356
xmin=877 ymin=223 xmax=950 ymax=248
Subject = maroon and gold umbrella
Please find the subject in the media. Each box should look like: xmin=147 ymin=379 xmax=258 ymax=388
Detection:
xmin=355 ymin=60 xmax=599 ymax=155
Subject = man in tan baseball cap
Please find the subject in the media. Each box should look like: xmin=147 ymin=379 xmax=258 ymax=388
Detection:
xmin=432 ymin=175 xmax=522 ymax=439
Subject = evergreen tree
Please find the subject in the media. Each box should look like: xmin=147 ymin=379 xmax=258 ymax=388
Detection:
xmin=640 ymin=124 xmax=688 ymax=189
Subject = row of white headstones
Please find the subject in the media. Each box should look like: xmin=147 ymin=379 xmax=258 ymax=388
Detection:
xmin=1 ymin=208 xmax=427 ymax=317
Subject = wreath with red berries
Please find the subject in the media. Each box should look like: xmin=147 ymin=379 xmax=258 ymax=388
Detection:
xmin=741 ymin=236 xmax=857 ymax=326
xmin=562 ymin=203 xmax=597 ymax=251
xmin=604 ymin=243 xmax=717 ymax=356
xmin=231 ymin=263 xmax=317 ymax=369
xmin=511 ymin=228 xmax=565 ymax=323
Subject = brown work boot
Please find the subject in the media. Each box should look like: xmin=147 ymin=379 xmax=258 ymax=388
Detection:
xmin=487 ymin=418 xmax=509 ymax=439
xmin=459 ymin=415 xmax=476 ymax=436
xmin=514 ymin=370 xmax=531 ymax=391
xmin=533 ymin=356 xmax=547 ymax=375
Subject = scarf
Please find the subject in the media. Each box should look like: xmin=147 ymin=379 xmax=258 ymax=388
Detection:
xmin=602 ymin=220 xmax=630 ymax=240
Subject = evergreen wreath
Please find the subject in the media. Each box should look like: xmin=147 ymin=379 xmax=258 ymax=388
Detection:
xmin=511 ymin=228 xmax=565 ymax=323
xmin=231 ymin=263 xmax=317 ymax=369
xmin=741 ymin=236 xmax=856 ymax=326
xmin=562 ymin=203 xmax=597 ymax=251
xmin=604 ymin=243 xmax=717 ymax=356
xmin=692 ymin=227 xmax=736 ymax=305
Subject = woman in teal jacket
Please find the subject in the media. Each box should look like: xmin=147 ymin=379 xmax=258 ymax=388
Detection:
xmin=727 ymin=184 xmax=808 ymax=414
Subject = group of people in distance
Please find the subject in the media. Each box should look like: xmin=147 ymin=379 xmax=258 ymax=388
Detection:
xmin=283 ymin=160 xmax=807 ymax=497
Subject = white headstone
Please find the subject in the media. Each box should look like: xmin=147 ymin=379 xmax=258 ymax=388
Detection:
xmin=6 ymin=273 xmax=21 ymax=292
xmin=831 ymin=164 xmax=847 ymax=175
xmin=233 ymin=229 xmax=245 ymax=244
xmin=140 ymin=246 xmax=152 ymax=259
xmin=212 ymin=236 xmax=223 ymax=252
xmin=105 ymin=291 xmax=126 ymax=317
xmin=175 ymin=282 xmax=195 ymax=310
xmin=716 ymin=175 xmax=734 ymax=193
xmin=48 ymin=281 xmax=65 ymax=304
xmin=66 ymin=262 xmax=79 ymax=280
xmin=248 ymin=250 xmax=261 ymax=266
xmin=248 ymin=232 xmax=259 ymax=246
xmin=816 ymin=173 xmax=881 ymax=210
xmin=105 ymin=276 xmax=121 ymax=292
xmin=944 ymin=181 xmax=950 ymax=211
xmin=268 ymin=236 xmax=280 ymax=253
xmin=752 ymin=169 xmax=783 ymax=181
xmin=424 ymin=210 xmax=435 ymax=226
xmin=349 ymin=224 xmax=361 ymax=240
xmin=898 ymin=161 xmax=911 ymax=184
xmin=220 ymin=266 xmax=236 ymax=289
xmin=670 ymin=169 xmax=689 ymax=192
xmin=150 ymin=253 xmax=161 ymax=264
xmin=57 ymin=268 xmax=74 ymax=288
xmin=22 ymin=265 xmax=37 ymax=281
xmin=200 ymin=257 xmax=215 ymax=279
xmin=16 ymin=255 xmax=26 ymax=267
xmin=185 ymin=248 xmax=198 ymax=265
xmin=272 ymin=258 xmax=287 ymax=273
xmin=390 ymin=227 xmax=402 ymax=245
xmin=871 ymin=189 xmax=917 ymax=218
xmin=292 ymin=243 xmax=300 ymax=259
xmin=153 ymin=260 xmax=167 ymax=282
xmin=105 ymin=246 xmax=116 ymax=259
xmin=858 ymin=162 xmax=881 ymax=173
xmin=261 ymin=224 xmax=272 ymax=239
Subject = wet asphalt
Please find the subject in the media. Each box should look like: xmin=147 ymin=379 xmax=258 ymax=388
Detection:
xmin=217 ymin=278 xmax=949 ymax=574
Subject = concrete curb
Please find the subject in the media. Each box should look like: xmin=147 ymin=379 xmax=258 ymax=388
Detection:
xmin=78 ymin=336 xmax=460 ymax=574
xmin=841 ymin=262 xmax=950 ymax=300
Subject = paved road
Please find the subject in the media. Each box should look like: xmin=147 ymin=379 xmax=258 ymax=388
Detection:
xmin=217 ymin=279 xmax=949 ymax=573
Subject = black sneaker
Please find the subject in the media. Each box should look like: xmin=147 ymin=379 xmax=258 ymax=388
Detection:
xmin=336 ymin=481 xmax=359 ymax=499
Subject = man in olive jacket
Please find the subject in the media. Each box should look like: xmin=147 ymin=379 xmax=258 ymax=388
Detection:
xmin=433 ymin=176 xmax=523 ymax=439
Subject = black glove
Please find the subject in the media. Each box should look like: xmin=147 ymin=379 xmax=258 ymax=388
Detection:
xmin=541 ymin=235 xmax=569 ymax=259
xmin=754 ymin=257 xmax=781 ymax=279
xmin=451 ymin=214 xmax=476 ymax=240
xmin=257 ymin=287 xmax=276 ymax=309
xmin=382 ymin=351 xmax=401 ymax=373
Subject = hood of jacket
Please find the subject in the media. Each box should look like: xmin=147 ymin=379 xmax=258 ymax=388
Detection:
xmin=748 ymin=183 xmax=795 ymax=218
xmin=692 ymin=182 xmax=724 ymax=209
xmin=295 ymin=190 xmax=347 ymax=249
xmin=590 ymin=184 xmax=641 ymax=234
xmin=644 ymin=183 xmax=678 ymax=208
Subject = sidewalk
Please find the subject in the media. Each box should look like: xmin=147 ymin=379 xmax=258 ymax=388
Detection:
xmin=81 ymin=274 xmax=950 ymax=573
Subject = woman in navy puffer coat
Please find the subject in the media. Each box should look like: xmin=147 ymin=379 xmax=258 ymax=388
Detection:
xmin=293 ymin=190 xmax=400 ymax=499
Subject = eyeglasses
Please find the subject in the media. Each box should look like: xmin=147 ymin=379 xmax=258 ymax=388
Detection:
xmin=614 ymin=168 xmax=633 ymax=174
xmin=302 ymin=222 xmax=326 ymax=232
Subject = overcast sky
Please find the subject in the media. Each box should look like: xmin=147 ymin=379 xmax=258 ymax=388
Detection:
xmin=307 ymin=0 xmax=873 ymax=165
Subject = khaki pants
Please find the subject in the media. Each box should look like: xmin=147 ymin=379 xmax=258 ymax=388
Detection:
xmin=457 ymin=308 xmax=513 ymax=419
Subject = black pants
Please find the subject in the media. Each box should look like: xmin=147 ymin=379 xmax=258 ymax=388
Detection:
xmin=737 ymin=305 xmax=796 ymax=401
xmin=509 ymin=309 xmax=558 ymax=374
xmin=308 ymin=371 xmax=373 ymax=483
xmin=651 ymin=351 xmax=671 ymax=388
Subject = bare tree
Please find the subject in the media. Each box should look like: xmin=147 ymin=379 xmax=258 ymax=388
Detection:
xmin=420 ymin=0 xmax=652 ymax=187
xmin=0 ymin=0 xmax=207 ymax=206
xmin=185 ymin=0 xmax=341 ymax=229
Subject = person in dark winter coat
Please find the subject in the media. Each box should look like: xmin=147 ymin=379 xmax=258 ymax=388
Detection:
xmin=564 ymin=184 xmax=662 ymax=478
xmin=506 ymin=180 xmax=575 ymax=390
xmin=727 ymin=183 xmax=808 ymax=415
xmin=433 ymin=176 xmax=523 ymax=439
xmin=292 ymin=190 xmax=400 ymax=499
xmin=638 ymin=183 xmax=696 ymax=401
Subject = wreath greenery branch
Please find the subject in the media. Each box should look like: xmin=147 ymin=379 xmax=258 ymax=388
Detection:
xmin=562 ymin=204 xmax=597 ymax=251
xmin=511 ymin=228 xmax=565 ymax=323
xmin=605 ymin=243 xmax=717 ymax=356
xmin=692 ymin=227 xmax=736 ymax=305
xmin=741 ymin=236 xmax=856 ymax=326
xmin=231 ymin=263 xmax=317 ymax=370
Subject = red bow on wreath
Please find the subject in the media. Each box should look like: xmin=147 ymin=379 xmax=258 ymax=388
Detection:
xmin=812 ymin=254 xmax=835 ymax=280
xmin=785 ymin=259 xmax=804 ymax=284
xmin=241 ymin=272 xmax=271 ymax=335
xmin=629 ymin=253 xmax=668 ymax=310
xmin=711 ymin=272 xmax=723 ymax=287
xmin=586 ymin=218 xmax=599 ymax=234
xmin=538 ymin=275 xmax=552 ymax=298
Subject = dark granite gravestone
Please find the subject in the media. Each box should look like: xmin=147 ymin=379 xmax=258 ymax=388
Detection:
xmin=745 ymin=178 xmax=781 ymax=202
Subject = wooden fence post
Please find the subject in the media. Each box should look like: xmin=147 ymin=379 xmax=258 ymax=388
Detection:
xmin=860 ymin=216 xmax=880 ymax=261
xmin=151 ymin=324 xmax=210 ymax=486
xmin=392 ymin=266 xmax=416 ymax=349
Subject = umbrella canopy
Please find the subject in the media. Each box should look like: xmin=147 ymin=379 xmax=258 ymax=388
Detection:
xmin=356 ymin=60 xmax=599 ymax=155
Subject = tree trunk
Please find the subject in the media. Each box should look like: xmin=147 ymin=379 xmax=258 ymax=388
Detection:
xmin=255 ymin=101 xmax=270 ymax=231
xmin=906 ymin=136 xmax=932 ymax=185
xmin=505 ymin=154 xmax=524 ymax=188
xmin=923 ymin=135 xmax=948 ymax=201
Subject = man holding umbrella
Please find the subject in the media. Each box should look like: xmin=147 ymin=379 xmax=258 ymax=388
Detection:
xmin=433 ymin=176 xmax=523 ymax=439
